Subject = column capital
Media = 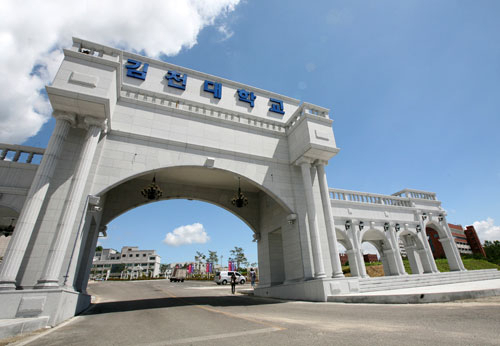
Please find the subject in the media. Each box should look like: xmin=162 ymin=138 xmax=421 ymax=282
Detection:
xmin=295 ymin=157 xmax=314 ymax=166
xmin=82 ymin=116 xmax=107 ymax=131
xmin=53 ymin=111 xmax=77 ymax=127
xmin=314 ymin=159 xmax=328 ymax=167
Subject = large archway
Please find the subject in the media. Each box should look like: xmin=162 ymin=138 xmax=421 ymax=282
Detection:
xmin=90 ymin=198 xmax=257 ymax=282
xmin=71 ymin=165 xmax=293 ymax=294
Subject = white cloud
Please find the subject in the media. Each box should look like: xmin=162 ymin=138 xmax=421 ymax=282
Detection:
xmin=472 ymin=218 xmax=500 ymax=242
xmin=0 ymin=0 xmax=240 ymax=143
xmin=217 ymin=25 xmax=234 ymax=41
xmin=163 ymin=222 xmax=209 ymax=246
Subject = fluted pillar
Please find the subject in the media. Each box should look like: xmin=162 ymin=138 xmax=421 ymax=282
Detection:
xmin=36 ymin=118 xmax=104 ymax=288
xmin=0 ymin=113 xmax=75 ymax=290
xmin=298 ymin=159 xmax=326 ymax=279
xmin=315 ymin=161 xmax=344 ymax=278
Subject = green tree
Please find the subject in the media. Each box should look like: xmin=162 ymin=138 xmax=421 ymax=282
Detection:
xmin=484 ymin=240 xmax=500 ymax=265
xmin=230 ymin=246 xmax=247 ymax=271
xmin=95 ymin=246 xmax=103 ymax=252
xmin=195 ymin=251 xmax=206 ymax=274
xmin=208 ymin=251 xmax=218 ymax=273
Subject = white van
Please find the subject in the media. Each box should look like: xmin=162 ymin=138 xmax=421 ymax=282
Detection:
xmin=214 ymin=271 xmax=246 ymax=285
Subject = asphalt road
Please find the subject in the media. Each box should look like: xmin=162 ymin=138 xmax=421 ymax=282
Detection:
xmin=14 ymin=280 xmax=500 ymax=346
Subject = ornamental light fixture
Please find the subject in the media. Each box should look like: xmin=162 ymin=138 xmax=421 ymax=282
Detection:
xmin=359 ymin=221 xmax=364 ymax=231
xmin=416 ymin=225 xmax=422 ymax=233
xmin=421 ymin=213 xmax=427 ymax=221
xmin=395 ymin=223 xmax=401 ymax=232
xmin=345 ymin=220 xmax=351 ymax=231
xmin=141 ymin=174 xmax=163 ymax=200
xmin=231 ymin=177 xmax=248 ymax=208
xmin=0 ymin=218 xmax=15 ymax=237
xmin=384 ymin=222 xmax=390 ymax=231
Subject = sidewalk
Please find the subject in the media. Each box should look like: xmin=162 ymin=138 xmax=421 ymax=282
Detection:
xmin=327 ymin=278 xmax=500 ymax=303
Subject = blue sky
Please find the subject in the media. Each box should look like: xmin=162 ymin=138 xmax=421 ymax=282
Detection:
xmin=6 ymin=0 xmax=500 ymax=264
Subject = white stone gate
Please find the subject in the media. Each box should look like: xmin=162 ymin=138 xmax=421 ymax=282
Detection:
xmin=0 ymin=38 xmax=468 ymax=326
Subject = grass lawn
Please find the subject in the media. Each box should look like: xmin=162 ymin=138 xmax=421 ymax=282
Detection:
xmin=404 ymin=257 xmax=500 ymax=274
xmin=345 ymin=258 xmax=500 ymax=277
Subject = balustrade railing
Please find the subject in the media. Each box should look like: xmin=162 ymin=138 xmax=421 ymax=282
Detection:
xmin=0 ymin=143 xmax=44 ymax=164
xmin=329 ymin=188 xmax=413 ymax=207
xmin=286 ymin=103 xmax=330 ymax=130
xmin=392 ymin=189 xmax=436 ymax=200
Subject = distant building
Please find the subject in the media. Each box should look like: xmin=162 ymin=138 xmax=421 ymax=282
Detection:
xmin=91 ymin=246 xmax=161 ymax=279
xmin=363 ymin=254 xmax=378 ymax=263
xmin=427 ymin=223 xmax=481 ymax=259
xmin=338 ymin=253 xmax=378 ymax=265
xmin=339 ymin=253 xmax=348 ymax=266
xmin=464 ymin=225 xmax=487 ymax=257
xmin=448 ymin=224 xmax=473 ymax=255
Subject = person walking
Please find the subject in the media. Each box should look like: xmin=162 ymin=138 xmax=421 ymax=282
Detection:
xmin=250 ymin=268 xmax=256 ymax=288
xmin=230 ymin=272 xmax=237 ymax=294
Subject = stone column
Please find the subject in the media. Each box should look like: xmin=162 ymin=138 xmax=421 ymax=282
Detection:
xmin=315 ymin=161 xmax=344 ymax=278
xmin=439 ymin=237 xmax=465 ymax=272
xmin=417 ymin=249 xmax=433 ymax=273
xmin=36 ymin=118 xmax=104 ymax=288
xmin=346 ymin=250 xmax=360 ymax=277
xmin=0 ymin=113 xmax=75 ymax=290
xmin=77 ymin=225 xmax=103 ymax=293
xmin=418 ymin=221 xmax=439 ymax=273
xmin=441 ymin=220 xmax=466 ymax=271
xmin=387 ymin=225 xmax=407 ymax=275
xmin=349 ymin=225 xmax=367 ymax=278
xmin=405 ymin=244 xmax=424 ymax=275
xmin=298 ymin=159 xmax=326 ymax=279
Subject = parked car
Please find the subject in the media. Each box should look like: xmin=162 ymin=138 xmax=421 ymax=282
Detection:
xmin=214 ymin=271 xmax=246 ymax=285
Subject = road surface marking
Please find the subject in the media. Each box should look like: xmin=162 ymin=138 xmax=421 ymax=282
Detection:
xmin=146 ymin=327 xmax=282 ymax=345
xmin=156 ymin=286 xmax=286 ymax=331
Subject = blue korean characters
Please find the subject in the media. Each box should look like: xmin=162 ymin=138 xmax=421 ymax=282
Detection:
xmin=125 ymin=59 xmax=285 ymax=115
xmin=237 ymin=89 xmax=256 ymax=107
xmin=165 ymin=70 xmax=187 ymax=90
xmin=203 ymin=80 xmax=222 ymax=99
xmin=125 ymin=59 xmax=149 ymax=80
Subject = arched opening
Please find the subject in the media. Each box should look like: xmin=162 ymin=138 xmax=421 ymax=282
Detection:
xmin=360 ymin=229 xmax=398 ymax=277
xmin=426 ymin=227 xmax=445 ymax=259
xmin=398 ymin=231 xmax=433 ymax=274
xmin=71 ymin=166 xmax=292 ymax=293
xmin=425 ymin=223 xmax=462 ymax=271
xmin=335 ymin=228 xmax=359 ymax=277
xmin=0 ymin=205 xmax=18 ymax=261
xmin=90 ymin=199 xmax=257 ymax=283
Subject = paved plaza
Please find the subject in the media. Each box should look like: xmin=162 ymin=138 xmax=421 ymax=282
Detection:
xmin=4 ymin=279 xmax=500 ymax=346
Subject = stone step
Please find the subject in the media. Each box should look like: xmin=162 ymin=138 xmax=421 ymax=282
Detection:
xmin=360 ymin=272 xmax=500 ymax=288
xmin=359 ymin=270 xmax=500 ymax=285
xmin=359 ymin=276 xmax=500 ymax=292
xmin=358 ymin=269 xmax=500 ymax=293
xmin=359 ymin=269 xmax=500 ymax=285
xmin=0 ymin=316 xmax=49 ymax=340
